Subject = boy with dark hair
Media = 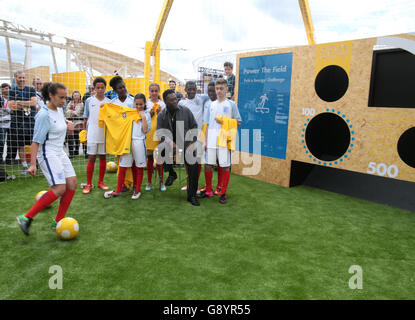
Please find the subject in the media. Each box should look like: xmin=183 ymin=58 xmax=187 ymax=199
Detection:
xmin=176 ymin=81 xmax=209 ymax=191
xmin=201 ymin=78 xmax=242 ymax=204
xmin=109 ymin=76 xmax=134 ymax=108
xmin=98 ymin=76 xmax=141 ymax=196
xmin=200 ymin=81 xmax=224 ymax=195
xmin=82 ymin=77 xmax=110 ymax=194
xmin=169 ymin=79 xmax=183 ymax=101
xmin=224 ymin=62 xmax=235 ymax=101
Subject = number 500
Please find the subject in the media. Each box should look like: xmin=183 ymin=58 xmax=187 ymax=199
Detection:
xmin=367 ymin=162 xmax=399 ymax=178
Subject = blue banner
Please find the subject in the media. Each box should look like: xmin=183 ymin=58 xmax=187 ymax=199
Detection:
xmin=237 ymin=52 xmax=293 ymax=160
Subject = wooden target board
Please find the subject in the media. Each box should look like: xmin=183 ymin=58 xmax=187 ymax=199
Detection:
xmin=232 ymin=33 xmax=415 ymax=187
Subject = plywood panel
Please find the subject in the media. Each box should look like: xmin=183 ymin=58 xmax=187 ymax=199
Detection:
xmin=232 ymin=33 xmax=415 ymax=186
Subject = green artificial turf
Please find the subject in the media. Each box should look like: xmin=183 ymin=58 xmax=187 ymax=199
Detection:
xmin=1 ymin=161 xmax=415 ymax=300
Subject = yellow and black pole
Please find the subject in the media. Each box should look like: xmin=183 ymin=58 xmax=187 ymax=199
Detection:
xmin=144 ymin=0 xmax=173 ymax=97
xmin=298 ymin=0 xmax=316 ymax=45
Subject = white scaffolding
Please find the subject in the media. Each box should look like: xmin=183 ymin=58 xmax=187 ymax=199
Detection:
xmin=0 ymin=19 xmax=180 ymax=83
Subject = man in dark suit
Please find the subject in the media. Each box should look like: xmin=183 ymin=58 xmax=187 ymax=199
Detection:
xmin=156 ymin=89 xmax=201 ymax=206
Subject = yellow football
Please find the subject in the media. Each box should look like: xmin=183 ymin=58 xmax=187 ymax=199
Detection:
xmin=106 ymin=161 xmax=118 ymax=173
xmin=35 ymin=190 xmax=51 ymax=208
xmin=56 ymin=217 xmax=79 ymax=240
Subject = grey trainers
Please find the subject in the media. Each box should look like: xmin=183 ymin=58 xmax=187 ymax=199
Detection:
xmin=16 ymin=215 xmax=32 ymax=235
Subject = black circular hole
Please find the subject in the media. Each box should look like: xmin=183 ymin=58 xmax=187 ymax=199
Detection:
xmin=315 ymin=65 xmax=349 ymax=102
xmin=305 ymin=112 xmax=351 ymax=161
xmin=398 ymin=127 xmax=415 ymax=168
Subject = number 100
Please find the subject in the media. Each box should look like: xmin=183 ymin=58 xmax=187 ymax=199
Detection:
xmin=302 ymin=108 xmax=315 ymax=116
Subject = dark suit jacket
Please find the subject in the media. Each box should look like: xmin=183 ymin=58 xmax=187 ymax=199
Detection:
xmin=156 ymin=105 xmax=198 ymax=150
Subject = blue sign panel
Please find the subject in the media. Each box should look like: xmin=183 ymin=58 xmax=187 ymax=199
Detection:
xmin=237 ymin=52 xmax=293 ymax=160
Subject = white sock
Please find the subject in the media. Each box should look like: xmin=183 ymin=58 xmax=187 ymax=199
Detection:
xmin=21 ymin=161 xmax=28 ymax=168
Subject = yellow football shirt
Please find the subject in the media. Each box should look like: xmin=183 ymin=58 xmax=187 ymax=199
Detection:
xmin=79 ymin=129 xmax=87 ymax=144
xmin=145 ymin=104 xmax=161 ymax=151
xmin=216 ymin=116 xmax=238 ymax=151
xmin=98 ymin=103 xmax=141 ymax=156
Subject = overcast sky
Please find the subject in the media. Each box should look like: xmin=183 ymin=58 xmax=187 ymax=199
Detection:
xmin=1 ymin=0 xmax=415 ymax=81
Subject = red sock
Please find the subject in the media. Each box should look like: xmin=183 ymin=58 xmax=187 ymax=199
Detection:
xmin=55 ymin=189 xmax=75 ymax=222
xmin=216 ymin=166 xmax=223 ymax=189
xmin=157 ymin=164 xmax=164 ymax=183
xmin=135 ymin=167 xmax=144 ymax=192
xmin=132 ymin=163 xmax=137 ymax=190
xmin=86 ymin=161 xmax=95 ymax=186
xmin=98 ymin=159 xmax=106 ymax=184
xmin=198 ymin=164 xmax=202 ymax=179
xmin=115 ymin=167 xmax=127 ymax=193
xmin=205 ymin=170 xmax=213 ymax=193
xmin=25 ymin=190 xmax=58 ymax=219
xmin=221 ymin=171 xmax=231 ymax=195
xmin=147 ymin=158 xmax=154 ymax=183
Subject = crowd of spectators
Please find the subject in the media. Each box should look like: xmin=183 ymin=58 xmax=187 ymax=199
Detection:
xmin=0 ymin=61 xmax=235 ymax=175
xmin=0 ymin=71 xmax=92 ymax=173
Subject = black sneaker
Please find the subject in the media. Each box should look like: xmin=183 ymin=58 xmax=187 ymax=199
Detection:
xmin=165 ymin=173 xmax=177 ymax=187
xmin=16 ymin=215 xmax=32 ymax=235
xmin=219 ymin=194 xmax=227 ymax=204
xmin=187 ymin=196 xmax=200 ymax=206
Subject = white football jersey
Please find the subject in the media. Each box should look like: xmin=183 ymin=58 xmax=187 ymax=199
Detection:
xmin=33 ymin=106 xmax=67 ymax=155
xmin=178 ymin=95 xmax=209 ymax=129
xmin=111 ymin=95 xmax=135 ymax=109
xmin=206 ymin=100 xmax=235 ymax=149
xmin=132 ymin=111 xmax=151 ymax=140
xmin=146 ymin=99 xmax=166 ymax=110
xmin=84 ymin=96 xmax=110 ymax=144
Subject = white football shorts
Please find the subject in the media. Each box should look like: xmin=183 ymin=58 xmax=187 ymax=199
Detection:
xmin=87 ymin=143 xmax=106 ymax=155
xmin=38 ymin=151 xmax=76 ymax=186
xmin=205 ymin=147 xmax=231 ymax=167
xmin=119 ymin=139 xmax=147 ymax=168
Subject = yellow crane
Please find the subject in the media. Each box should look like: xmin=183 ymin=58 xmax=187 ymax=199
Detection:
xmin=144 ymin=0 xmax=315 ymax=97
xmin=298 ymin=0 xmax=316 ymax=45
xmin=144 ymin=0 xmax=174 ymax=96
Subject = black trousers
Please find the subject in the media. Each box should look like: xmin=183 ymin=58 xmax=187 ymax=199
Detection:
xmin=5 ymin=130 xmax=17 ymax=160
xmin=164 ymin=163 xmax=177 ymax=177
xmin=164 ymin=162 xmax=199 ymax=199
xmin=185 ymin=161 xmax=199 ymax=199
xmin=6 ymin=127 xmax=32 ymax=159
xmin=163 ymin=144 xmax=199 ymax=199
